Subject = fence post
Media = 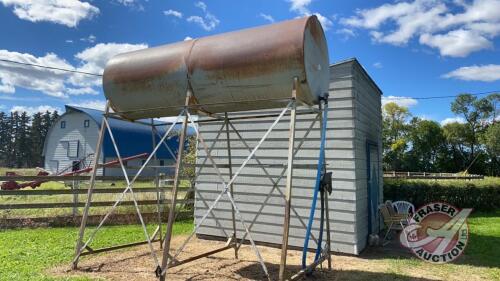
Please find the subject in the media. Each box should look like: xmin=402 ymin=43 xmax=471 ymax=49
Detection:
xmin=72 ymin=179 xmax=79 ymax=219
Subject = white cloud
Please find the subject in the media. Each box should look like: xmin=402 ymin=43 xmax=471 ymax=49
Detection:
xmin=443 ymin=64 xmax=500 ymax=82
xmin=373 ymin=62 xmax=383 ymax=69
xmin=259 ymin=13 xmax=275 ymax=23
xmin=195 ymin=1 xmax=207 ymax=12
xmin=68 ymin=99 xmax=107 ymax=110
xmin=164 ymin=9 xmax=182 ymax=18
xmin=184 ymin=36 xmax=193 ymax=41
xmin=187 ymin=15 xmax=218 ymax=31
xmin=187 ymin=2 xmax=219 ymax=31
xmin=341 ymin=0 xmax=500 ymax=57
xmin=382 ymin=95 xmax=418 ymax=108
xmin=336 ymin=28 xmax=356 ymax=38
xmin=0 ymin=42 xmax=147 ymax=98
xmin=10 ymin=105 xmax=62 ymax=114
xmin=66 ymin=39 xmax=74 ymax=43
xmin=288 ymin=0 xmax=312 ymax=14
xmin=114 ymin=0 xmax=144 ymax=10
xmin=0 ymin=0 xmax=99 ymax=28
xmin=287 ymin=0 xmax=332 ymax=31
xmin=69 ymin=42 xmax=148 ymax=87
xmin=80 ymin=34 xmax=96 ymax=43
xmin=0 ymin=50 xmax=75 ymax=97
xmin=440 ymin=116 xmax=466 ymax=125
xmin=419 ymin=29 xmax=492 ymax=57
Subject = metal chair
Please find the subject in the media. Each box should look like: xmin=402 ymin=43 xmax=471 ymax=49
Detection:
xmin=392 ymin=201 xmax=415 ymax=216
xmin=379 ymin=201 xmax=409 ymax=246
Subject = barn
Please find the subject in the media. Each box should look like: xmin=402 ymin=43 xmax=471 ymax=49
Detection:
xmin=194 ymin=58 xmax=383 ymax=255
xmin=42 ymin=105 xmax=185 ymax=177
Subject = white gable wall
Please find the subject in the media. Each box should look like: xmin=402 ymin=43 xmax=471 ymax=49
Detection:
xmin=43 ymin=111 xmax=103 ymax=175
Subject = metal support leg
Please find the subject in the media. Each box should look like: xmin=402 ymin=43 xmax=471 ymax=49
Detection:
xmin=279 ymin=79 xmax=298 ymax=281
xmin=159 ymin=91 xmax=191 ymax=280
xmin=72 ymin=101 xmax=110 ymax=270
xmin=324 ymin=187 xmax=332 ymax=270
xmin=151 ymin=119 xmax=163 ymax=248
xmin=225 ymin=112 xmax=238 ymax=259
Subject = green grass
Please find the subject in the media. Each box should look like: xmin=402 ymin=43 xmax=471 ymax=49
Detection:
xmin=0 ymin=220 xmax=193 ymax=281
xmin=1 ymin=212 xmax=499 ymax=281
xmin=378 ymin=211 xmax=500 ymax=281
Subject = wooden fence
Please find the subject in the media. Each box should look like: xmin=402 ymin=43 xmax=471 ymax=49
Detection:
xmin=0 ymin=175 xmax=194 ymax=224
xmin=383 ymin=171 xmax=484 ymax=180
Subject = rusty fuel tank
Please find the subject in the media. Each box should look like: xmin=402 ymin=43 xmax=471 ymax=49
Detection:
xmin=103 ymin=16 xmax=329 ymax=120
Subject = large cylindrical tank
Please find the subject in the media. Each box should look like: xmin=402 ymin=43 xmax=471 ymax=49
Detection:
xmin=103 ymin=16 xmax=329 ymax=120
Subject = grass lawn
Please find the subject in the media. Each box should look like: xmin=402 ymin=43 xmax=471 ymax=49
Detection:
xmin=0 ymin=220 xmax=193 ymax=281
xmin=1 ymin=211 xmax=499 ymax=281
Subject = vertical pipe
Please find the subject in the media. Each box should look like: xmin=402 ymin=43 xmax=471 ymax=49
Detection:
xmin=278 ymin=78 xmax=298 ymax=281
xmin=320 ymin=98 xmax=332 ymax=270
xmin=225 ymin=112 xmax=238 ymax=259
xmin=159 ymin=90 xmax=190 ymax=280
xmin=72 ymin=101 xmax=110 ymax=269
xmin=151 ymin=119 xmax=163 ymax=248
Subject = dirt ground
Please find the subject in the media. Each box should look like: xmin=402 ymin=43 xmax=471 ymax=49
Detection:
xmin=49 ymin=235 xmax=473 ymax=281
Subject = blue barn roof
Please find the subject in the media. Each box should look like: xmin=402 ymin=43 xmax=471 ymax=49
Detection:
xmin=65 ymin=105 xmax=195 ymax=160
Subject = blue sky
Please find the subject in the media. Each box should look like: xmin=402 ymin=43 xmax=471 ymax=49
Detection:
xmin=0 ymin=0 xmax=499 ymax=125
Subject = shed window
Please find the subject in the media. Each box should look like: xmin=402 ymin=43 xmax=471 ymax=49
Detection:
xmin=67 ymin=140 xmax=79 ymax=158
xmin=159 ymin=160 xmax=165 ymax=166
xmin=84 ymin=120 xmax=90 ymax=128
xmin=60 ymin=121 xmax=66 ymax=129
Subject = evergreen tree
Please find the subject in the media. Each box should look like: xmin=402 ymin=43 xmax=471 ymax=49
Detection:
xmin=29 ymin=112 xmax=44 ymax=167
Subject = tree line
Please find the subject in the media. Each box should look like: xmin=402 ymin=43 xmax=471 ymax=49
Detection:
xmin=383 ymin=93 xmax=499 ymax=176
xmin=0 ymin=110 xmax=59 ymax=168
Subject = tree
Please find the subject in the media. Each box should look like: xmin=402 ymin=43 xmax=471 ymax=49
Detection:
xmin=487 ymin=93 xmax=499 ymax=123
xmin=442 ymin=122 xmax=470 ymax=172
xmin=481 ymin=122 xmax=500 ymax=176
xmin=382 ymin=102 xmax=410 ymax=171
xmin=29 ymin=112 xmax=44 ymax=167
xmin=0 ymin=112 xmax=8 ymax=166
xmin=406 ymin=118 xmax=445 ymax=172
xmin=451 ymin=94 xmax=493 ymax=167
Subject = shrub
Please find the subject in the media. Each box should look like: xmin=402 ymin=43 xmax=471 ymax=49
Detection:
xmin=384 ymin=180 xmax=500 ymax=211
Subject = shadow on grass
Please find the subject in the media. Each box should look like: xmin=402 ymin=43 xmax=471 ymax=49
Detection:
xmin=235 ymin=262 xmax=436 ymax=281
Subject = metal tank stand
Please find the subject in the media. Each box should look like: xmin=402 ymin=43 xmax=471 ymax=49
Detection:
xmin=157 ymin=78 xmax=331 ymax=281
xmin=72 ymin=100 xmax=185 ymax=271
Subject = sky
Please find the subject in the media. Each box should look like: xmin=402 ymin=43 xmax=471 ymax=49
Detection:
xmin=0 ymin=0 xmax=499 ymax=125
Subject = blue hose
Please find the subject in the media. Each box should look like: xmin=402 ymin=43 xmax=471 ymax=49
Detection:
xmin=302 ymin=97 xmax=329 ymax=269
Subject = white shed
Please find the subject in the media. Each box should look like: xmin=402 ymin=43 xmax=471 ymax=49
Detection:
xmin=42 ymin=105 xmax=182 ymax=177
xmin=194 ymin=58 xmax=383 ymax=255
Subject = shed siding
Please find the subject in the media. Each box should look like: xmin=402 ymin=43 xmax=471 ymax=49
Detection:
xmin=352 ymin=62 xmax=383 ymax=250
xmin=194 ymin=59 xmax=382 ymax=255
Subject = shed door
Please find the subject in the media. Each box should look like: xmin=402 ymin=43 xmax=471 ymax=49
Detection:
xmin=366 ymin=142 xmax=380 ymax=235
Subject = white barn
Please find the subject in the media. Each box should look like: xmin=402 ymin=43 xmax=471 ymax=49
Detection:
xmin=194 ymin=58 xmax=383 ymax=255
xmin=42 ymin=105 xmax=183 ymax=177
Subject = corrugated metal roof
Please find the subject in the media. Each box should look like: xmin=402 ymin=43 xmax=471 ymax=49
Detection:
xmin=65 ymin=105 xmax=194 ymax=159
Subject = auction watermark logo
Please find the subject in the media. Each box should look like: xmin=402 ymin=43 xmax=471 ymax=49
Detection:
xmin=400 ymin=202 xmax=472 ymax=264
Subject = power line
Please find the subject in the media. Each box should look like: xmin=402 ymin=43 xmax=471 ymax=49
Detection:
xmin=0 ymin=58 xmax=103 ymax=77
xmin=0 ymin=58 xmax=498 ymax=100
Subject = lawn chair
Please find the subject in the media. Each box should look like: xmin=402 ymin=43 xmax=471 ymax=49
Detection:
xmin=392 ymin=201 xmax=415 ymax=216
xmin=379 ymin=201 xmax=409 ymax=246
